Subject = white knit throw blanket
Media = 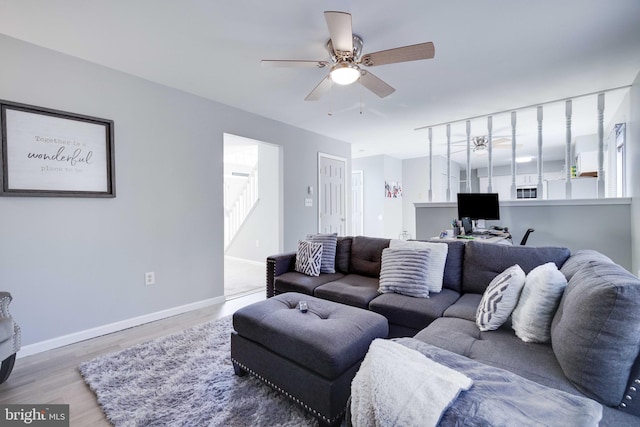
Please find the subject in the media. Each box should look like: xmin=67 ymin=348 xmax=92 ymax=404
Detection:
xmin=350 ymin=339 xmax=473 ymax=427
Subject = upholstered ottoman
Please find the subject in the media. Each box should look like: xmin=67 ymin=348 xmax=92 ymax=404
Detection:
xmin=231 ymin=292 xmax=388 ymax=426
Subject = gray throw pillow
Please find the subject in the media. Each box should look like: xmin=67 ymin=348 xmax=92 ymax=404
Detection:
xmin=551 ymin=260 xmax=640 ymax=406
xmin=511 ymin=262 xmax=567 ymax=343
xmin=389 ymin=239 xmax=448 ymax=293
xmin=306 ymin=233 xmax=338 ymax=273
xmin=294 ymin=240 xmax=323 ymax=277
xmin=476 ymin=264 xmax=526 ymax=332
xmin=379 ymin=248 xmax=431 ymax=298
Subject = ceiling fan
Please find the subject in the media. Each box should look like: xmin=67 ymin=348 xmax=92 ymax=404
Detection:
xmin=449 ymin=136 xmax=522 ymax=155
xmin=261 ymin=11 xmax=435 ymax=101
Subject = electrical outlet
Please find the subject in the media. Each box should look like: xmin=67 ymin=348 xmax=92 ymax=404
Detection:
xmin=145 ymin=272 xmax=155 ymax=286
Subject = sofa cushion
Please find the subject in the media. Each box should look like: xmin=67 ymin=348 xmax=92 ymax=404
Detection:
xmin=314 ymin=275 xmax=381 ymax=309
xmin=295 ymin=240 xmax=323 ymax=277
xmin=439 ymin=240 xmax=466 ymax=293
xmin=389 ymin=240 xmax=448 ymax=293
xmin=349 ymin=236 xmax=390 ymax=278
xmin=368 ymin=289 xmax=460 ymax=332
xmin=414 ymin=317 xmax=579 ymax=395
xmin=476 ymin=265 xmax=526 ymax=332
xmin=306 ymin=233 xmax=338 ymax=274
xmin=511 ymin=262 xmax=567 ymax=343
xmin=462 ymin=241 xmax=570 ymax=294
xmin=336 ymin=236 xmax=353 ymax=273
xmin=560 ymin=249 xmax=613 ymax=281
xmin=396 ymin=337 xmax=604 ymax=427
xmin=550 ymin=260 xmax=640 ymax=406
xmin=274 ymin=271 xmax=345 ymax=296
xmin=443 ymin=293 xmax=482 ymax=321
xmin=379 ymin=248 xmax=431 ymax=298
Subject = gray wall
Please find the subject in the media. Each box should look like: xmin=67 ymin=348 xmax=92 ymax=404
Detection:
xmin=352 ymin=156 xmax=385 ymax=237
xmin=0 ymin=35 xmax=350 ymax=348
xmin=402 ymin=157 xmax=430 ymax=240
xmin=415 ymin=200 xmax=632 ymax=271
xmin=383 ymin=156 xmax=404 ymax=239
xmin=352 ymin=155 xmax=403 ymax=238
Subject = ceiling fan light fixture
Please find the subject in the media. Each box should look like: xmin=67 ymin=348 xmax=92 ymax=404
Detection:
xmin=330 ymin=62 xmax=361 ymax=85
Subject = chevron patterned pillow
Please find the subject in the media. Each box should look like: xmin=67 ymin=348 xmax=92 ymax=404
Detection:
xmin=295 ymin=240 xmax=323 ymax=277
xmin=476 ymin=264 xmax=526 ymax=331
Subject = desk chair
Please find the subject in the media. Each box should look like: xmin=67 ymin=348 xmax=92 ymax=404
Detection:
xmin=520 ymin=228 xmax=535 ymax=245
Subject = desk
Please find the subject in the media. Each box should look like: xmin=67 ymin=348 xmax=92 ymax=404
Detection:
xmin=432 ymin=233 xmax=512 ymax=245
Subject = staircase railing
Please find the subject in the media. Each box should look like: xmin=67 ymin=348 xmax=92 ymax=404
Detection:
xmin=224 ymin=168 xmax=259 ymax=250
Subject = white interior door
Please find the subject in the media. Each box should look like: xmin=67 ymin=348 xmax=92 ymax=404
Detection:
xmin=318 ymin=153 xmax=347 ymax=234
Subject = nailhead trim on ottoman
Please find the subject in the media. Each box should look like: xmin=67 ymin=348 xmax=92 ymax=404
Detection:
xmin=231 ymin=292 xmax=388 ymax=426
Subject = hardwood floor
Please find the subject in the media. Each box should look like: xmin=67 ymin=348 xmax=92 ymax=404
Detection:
xmin=224 ymin=256 xmax=265 ymax=298
xmin=0 ymin=292 xmax=265 ymax=426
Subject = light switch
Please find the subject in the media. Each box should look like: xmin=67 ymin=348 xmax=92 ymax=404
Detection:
xmin=305 ymin=198 xmax=313 ymax=207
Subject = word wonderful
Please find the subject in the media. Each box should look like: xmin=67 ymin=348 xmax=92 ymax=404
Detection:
xmin=27 ymin=146 xmax=93 ymax=167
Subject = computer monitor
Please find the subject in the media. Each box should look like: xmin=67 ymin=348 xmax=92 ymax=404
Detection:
xmin=457 ymin=192 xmax=500 ymax=221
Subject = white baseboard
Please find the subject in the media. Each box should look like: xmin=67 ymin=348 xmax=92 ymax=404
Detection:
xmin=18 ymin=296 xmax=226 ymax=358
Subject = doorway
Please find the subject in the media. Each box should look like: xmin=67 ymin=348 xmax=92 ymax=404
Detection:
xmin=318 ymin=153 xmax=347 ymax=234
xmin=223 ymin=133 xmax=281 ymax=298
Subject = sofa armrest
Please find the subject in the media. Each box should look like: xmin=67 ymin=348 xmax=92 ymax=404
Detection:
xmin=266 ymin=252 xmax=296 ymax=298
xmin=619 ymin=352 xmax=640 ymax=417
xmin=0 ymin=292 xmax=20 ymax=355
xmin=0 ymin=292 xmax=13 ymax=320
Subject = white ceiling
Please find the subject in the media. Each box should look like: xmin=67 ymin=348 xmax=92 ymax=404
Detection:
xmin=1 ymin=0 xmax=639 ymax=167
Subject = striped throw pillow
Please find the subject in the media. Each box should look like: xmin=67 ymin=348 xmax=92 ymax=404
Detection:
xmin=295 ymin=240 xmax=323 ymax=277
xmin=306 ymin=233 xmax=338 ymax=273
xmin=476 ymin=264 xmax=526 ymax=331
xmin=389 ymin=239 xmax=448 ymax=293
xmin=379 ymin=248 xmax=431 ymax=298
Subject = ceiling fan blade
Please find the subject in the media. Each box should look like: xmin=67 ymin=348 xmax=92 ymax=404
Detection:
xmin=261 ymin=60 xmax=329 ymax=68
xmin=361 ymin=42 xmax=435 ymax=67
xmin=359 ymin=70 xmax=395 ymax=98
xmin=324 ymin=11 xmax=353 ymax=53
xmin=304 ymin=75 xmax=332 ymax=101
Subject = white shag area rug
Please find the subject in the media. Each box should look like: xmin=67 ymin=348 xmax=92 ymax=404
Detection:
xmin=79 ymin=316 xmax=318 ymax=427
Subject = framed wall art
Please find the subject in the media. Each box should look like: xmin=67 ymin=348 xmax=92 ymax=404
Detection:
xmin=384 ymin=181 xmax=402 ymax=198
xmin=0 ymin=100 xmax=115 ymax=197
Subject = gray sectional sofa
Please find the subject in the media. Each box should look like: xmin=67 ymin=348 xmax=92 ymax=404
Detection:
xmin=266 ymin=236 xmax=640 ymax=426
